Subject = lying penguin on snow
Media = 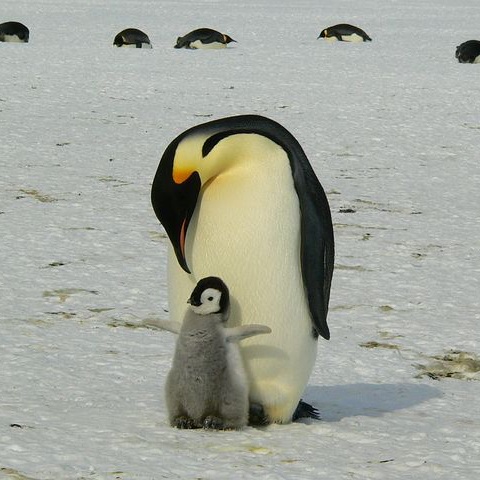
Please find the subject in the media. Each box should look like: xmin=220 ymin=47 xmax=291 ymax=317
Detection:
xmin=113 ymin=28 xmax=152 ymax=48
xmin=157 ymin=276 xmax=271 ymax=430
xmin=318 ymin=23 xmax=372 ymax=43
xmin=455 ymin=40 xmax=480 ymax=64
xmin=174 ymin=28 xmax=236 ymax=49
xmin=0 ymin=21 xmax=29 ymax=43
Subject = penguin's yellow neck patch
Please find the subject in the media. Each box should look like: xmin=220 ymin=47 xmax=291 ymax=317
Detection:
xmin=172 ymin=136 xmax=206 ymax=184
xmin=172 ymin=132 xmax=282 ymax=187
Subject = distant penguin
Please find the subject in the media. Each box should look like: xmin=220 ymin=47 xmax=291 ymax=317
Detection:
xmin=0 ymin=21 xmax=29 ymax=43
xmin=161 ymin=276 xmax=271 ymax=429
xmin=151 ymin=114 xmax=335 ymax=424
xmin=318 ymin=24 xmax=371 ymax=42
xmin=455 ymin=40 xmax=480 ymax=64
xmin=113 ymin=28 xmax=152 ymax=48
xmin=174 ymin=28 xmax=236 ymax=49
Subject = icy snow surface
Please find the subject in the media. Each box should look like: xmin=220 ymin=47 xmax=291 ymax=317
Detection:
xmin=1 ymin=0 xmax=480 ymax=478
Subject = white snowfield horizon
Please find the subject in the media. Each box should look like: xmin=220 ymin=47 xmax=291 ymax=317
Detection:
xmin=1 ymin=0 xmax=479 ymax=479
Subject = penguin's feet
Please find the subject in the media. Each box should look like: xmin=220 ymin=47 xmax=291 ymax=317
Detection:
xmin=203 ymin=415 xmax=226 ymax=430
xmin=172 ymin=415 xmax=199 ymax=429
xmin=248 ymin=403 xmax=270 ymax=426
xmin=292 ymin=399 xmax=321 ymax=421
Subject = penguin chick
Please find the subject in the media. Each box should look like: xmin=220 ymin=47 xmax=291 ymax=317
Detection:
xmin=164 ymin=276 xmax=271 ymax=430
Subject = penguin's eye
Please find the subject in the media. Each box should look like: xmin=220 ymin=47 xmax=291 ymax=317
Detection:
xmin=208 ymin=296 xmax=214 ymax=302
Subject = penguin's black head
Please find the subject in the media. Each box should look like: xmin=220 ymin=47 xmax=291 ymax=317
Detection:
xmin=224 ymin=34 xmax=236 ymax=44
xmin=188 ymin=276 xmax=230 ymax=317
xmin=151 ymin=114 xmax=288 ymax=274
xmin=318 ymin=29 xmax=327 ymax=39
xmin=150 ymin=132 xmax=202 ymax=273
xmin=113 ymin=33 xmax=124 ymax=47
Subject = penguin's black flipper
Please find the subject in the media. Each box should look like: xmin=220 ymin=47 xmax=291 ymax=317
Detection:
xmin=292 ymin=400 xmax=321 ymax=421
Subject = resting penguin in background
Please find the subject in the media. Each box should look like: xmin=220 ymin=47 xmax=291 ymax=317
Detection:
xmin=0 ymin=21 xmax=29 ymax=43
xmin=113 ymin=28 xmax=152 ymax=48
xmin=318 ymin=23 xmax=372 ymax=42
xmin=174 ymin=28 xmax=236 ymax=49
xmin=455 ymin=40 xmax=480 ymax=64
xmin=151 ymin=114 xmax=335 ymax=424
xmin=160 ymin=276 xmax=271 ymax=430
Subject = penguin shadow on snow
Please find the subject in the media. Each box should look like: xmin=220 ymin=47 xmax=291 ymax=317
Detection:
xmin=302 ymin=383 xmax=440 ymax=422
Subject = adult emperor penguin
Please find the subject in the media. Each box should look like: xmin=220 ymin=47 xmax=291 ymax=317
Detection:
xmin=318 ymin=24 xmax=372 ymax=42
xmin=113 ymin=28 xmax=152 ymax=48
xmin=455 ymin=40 xmax=480 ymax=63
xmin=162 ymin=276 xmax=271 ymax=429
xmin=151 ymin=114 xmax=335 ymax=424
xmin=0 ymin=21 xmax=29 ymax=43
xmin=174 ymin=28 xmax=236 ymax=49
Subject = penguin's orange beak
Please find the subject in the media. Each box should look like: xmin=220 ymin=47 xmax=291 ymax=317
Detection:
xmin=173 ymin=167 xmax=195 ymax=185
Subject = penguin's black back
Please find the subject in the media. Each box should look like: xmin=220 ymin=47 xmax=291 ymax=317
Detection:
xmin=113 ymin=28 xmax=151 ymax=47
xmin=321 ymin=23 xmax=371 ymax=41
xmin=174 ymin=28 xmax=231 ymax=48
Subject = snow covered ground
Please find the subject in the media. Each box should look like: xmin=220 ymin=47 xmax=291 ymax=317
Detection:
xmin=1 ymin=0 xmax=480 ymax=478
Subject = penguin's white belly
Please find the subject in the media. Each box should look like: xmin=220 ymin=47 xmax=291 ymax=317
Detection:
xmin=324 ymin=36 xmax=338 ymax=43
xmin=2 ymin=34 xmax=24 ymax=43
xmin=473 ymin=55 xmax=480 ymax=64
xmin=190 ymin=40 xmax=226 ymax=49
xmin=341 ymin=33 xmax=364 ymax=42
xmin=168 ymin=138 xmax=317 ymax=422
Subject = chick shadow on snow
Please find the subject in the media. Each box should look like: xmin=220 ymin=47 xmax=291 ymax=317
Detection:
xmin=302 ymin=382 xmax=441 ymax=422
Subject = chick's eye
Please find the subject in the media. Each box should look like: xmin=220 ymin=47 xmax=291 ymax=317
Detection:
xmin=208 ymin=296 xmax=214 ymax=301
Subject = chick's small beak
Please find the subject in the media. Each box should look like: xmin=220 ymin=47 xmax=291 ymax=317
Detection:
xmin=187 ymin=297 xmax=201 ymax=307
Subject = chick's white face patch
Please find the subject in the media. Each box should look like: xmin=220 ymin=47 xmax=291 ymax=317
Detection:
xmin=190 ymin=288 xmax=223 ymax=315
